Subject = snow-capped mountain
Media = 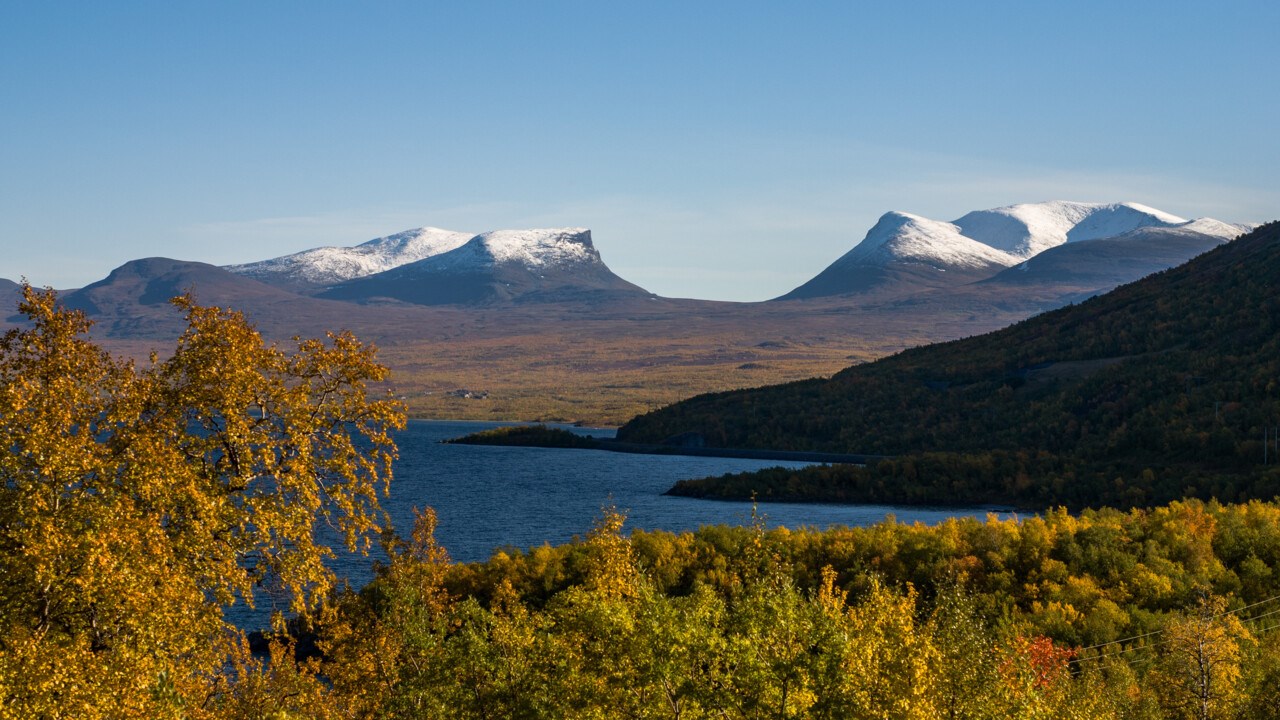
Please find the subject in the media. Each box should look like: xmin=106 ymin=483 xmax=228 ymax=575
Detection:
xmin=778 ymin=201 xmax=1247 ymax=300
xmin=320 ymin=228 xmax=651 ymax=306
xmin=953 ymin=201 xmax=1187 ymax=259
xmin=840 ymin=212 xmax=1021 ymax=269
xmin=1173 ymin=217 xmax=1254 ymax=239
xmin=777 ymin=211 xmax=1021 ymax=300
xmin=225 ymin=227 xmax=474 ymax=291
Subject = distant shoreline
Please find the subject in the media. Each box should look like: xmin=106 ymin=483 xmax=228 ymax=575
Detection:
xmin=587 ymin=438 xmax=884 ymax=465
xmin=443 ymin=424 xmax=884 ymax=465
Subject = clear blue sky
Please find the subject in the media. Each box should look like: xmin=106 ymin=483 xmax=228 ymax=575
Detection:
xmin=2 ymin=1 xmax=1276 ymax=300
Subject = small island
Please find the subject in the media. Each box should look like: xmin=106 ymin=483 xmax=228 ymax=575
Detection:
xmin=443 ymin=424 xmax=601 ymax=449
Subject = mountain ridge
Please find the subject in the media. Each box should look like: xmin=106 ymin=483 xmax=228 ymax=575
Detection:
xmin=318 ymin=228 xmax=652 ymax=306
xmin=953 ymin=200 xmax=1187 ymax=258
xmin=226 ymin=226 xmax=475 ymax=292
xmin=777 ymin=200 xmax=1243 ymax=300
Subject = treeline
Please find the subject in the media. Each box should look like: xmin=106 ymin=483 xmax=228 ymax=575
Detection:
xmin=668 ymin=452 xmax=1280 ymax=510
xmin=274 ymin=499 xmax=1280 ymax=718
xmin=617 ymin=223 xmax=1280 ymax=507
xmin=439 ymin=499 xmax=1280 ymax=648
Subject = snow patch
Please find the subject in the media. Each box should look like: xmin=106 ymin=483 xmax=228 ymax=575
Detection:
xmin=843 ymin=211 xmax=1020 ymax=270
xmin=227 ymin=227 xmax=474 ymax=285
xmin=953 ymin=201 xmax=1186 ymax=258
xmin=405 ymin=228 xmax=601 ymax=274
xmin=1173 ymin=217 xmax=1253 ymax=239
xmin=833 ymin=200 xmax=1242 ymax=278
xmin=478 ymin=228 xmax=597 ymax=267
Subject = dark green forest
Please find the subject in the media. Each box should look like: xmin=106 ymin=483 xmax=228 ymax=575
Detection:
xmin=667 ymin=452 xmax=1280 ymax=510
xmin=621 ymin=223 xmax=1280 ymax=508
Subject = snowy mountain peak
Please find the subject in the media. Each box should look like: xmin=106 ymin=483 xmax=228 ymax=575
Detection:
xmin=846 ymin=211 xmax=1021 ymax=270
xmin=859 ymin=211 xmax=931 ymax=240
xmin=477 ymin=228 xmax=598 ymax=267
xmin=952 ymin=201 xmax=1186 ymax=259
xmin=226 ymin=226 xmax=474 ymax=288
xmin=356 ymin=226 xmax=473 ymax=253
xmin=419 ymin=228 xmax=600 ymax=274
xmin=1064 ymin=202 xmax=1186 ymax=243
xmin=1172 ymin=217 xmax=1254 ymax=239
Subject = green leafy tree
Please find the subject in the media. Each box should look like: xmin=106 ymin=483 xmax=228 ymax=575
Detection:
xmin=928 ymin=586 xmax=998 ymax=720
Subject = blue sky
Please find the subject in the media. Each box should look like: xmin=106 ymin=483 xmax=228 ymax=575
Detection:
xmin=2 ymin=1 xmax=1276 ymax=300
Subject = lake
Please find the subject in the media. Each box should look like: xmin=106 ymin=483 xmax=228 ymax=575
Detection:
xmin=239 ymin=420 xmax=1009 ymax=623
xmin=352 ymin=420 xmax=1006 ymax=566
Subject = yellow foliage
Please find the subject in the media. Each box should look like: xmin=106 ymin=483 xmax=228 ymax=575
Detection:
xmin=583 ymin=506 xmax=641 ymax=600
xmin=1149 ymin=594 xmax=1254 ymax=720
xmin=0 ymin=286 xmax=404 ymax=715
xmin=839 ymin=580 xmax=940 ymax=719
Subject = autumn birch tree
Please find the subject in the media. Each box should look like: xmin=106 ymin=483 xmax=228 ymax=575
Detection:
xmin=0 ymin=286 xmax=404 ymax=718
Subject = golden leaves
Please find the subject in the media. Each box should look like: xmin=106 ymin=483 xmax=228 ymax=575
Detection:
xmin=0 ymin=285 xmax=405 ymax=714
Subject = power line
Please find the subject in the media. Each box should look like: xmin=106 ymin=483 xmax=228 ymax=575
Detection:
xmin=1071 ymin=638 xmax=1170 ymax=666
xmin=1076 ymin=592 xmax=1280 ymax=652
xmin=1075 ymin=628 xmax=1164 ymax=654
xmin=1240 ymin=605 xmax=1280 ymax=625
xmin=1218 ymin=592 xmax=1280 ymax=620
xmin=1069 ymin=592 xmax=1280 ymax=665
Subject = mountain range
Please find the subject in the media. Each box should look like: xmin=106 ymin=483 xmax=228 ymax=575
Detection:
xmin=5 ymin=202 xmax=1250 ymax=317
xmin=215 ymin=200 xmax=1246 ymax=306
xmin=0 ymin=200 xmax=1259 ymax=425
xmin=13 ymin=200 xmax=1241 ymax=319
xmin=779 ymin=201 xmax=1246 ymax=300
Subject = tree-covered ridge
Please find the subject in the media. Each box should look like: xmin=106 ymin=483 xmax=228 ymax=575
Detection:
xmin=617 ymin=223 xmax=1280 ymax=485
xmin=666 ymin=451 xmax=1280 ymax=510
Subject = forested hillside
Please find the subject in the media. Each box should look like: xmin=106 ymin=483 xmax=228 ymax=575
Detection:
xmin=621 ymin=222 xmax=1280 ymax=506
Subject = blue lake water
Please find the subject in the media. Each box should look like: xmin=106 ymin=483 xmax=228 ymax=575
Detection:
xmin=352 ymin=420 xmax=1009 ymax=568
xmin=237 ymin=420 xmax=1009 ymax=625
